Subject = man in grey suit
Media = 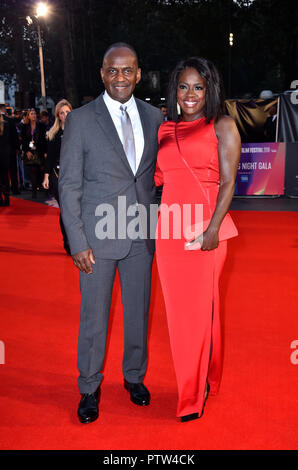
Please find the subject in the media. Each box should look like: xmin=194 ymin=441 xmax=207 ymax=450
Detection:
xmin=59 ymin=43 xmax=163 ymax=423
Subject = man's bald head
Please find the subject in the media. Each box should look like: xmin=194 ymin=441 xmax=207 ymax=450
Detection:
xmin=102 ymin=42 xmax=138 ymax=66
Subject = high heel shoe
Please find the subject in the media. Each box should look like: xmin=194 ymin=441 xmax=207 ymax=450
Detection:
xmin=180 ymin=382 xmax=210 ymax=422
xmin=180 ymin=412 xmax=199 ymax=422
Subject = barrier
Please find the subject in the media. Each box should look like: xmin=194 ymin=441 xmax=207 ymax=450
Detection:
xmin=285 ymin=143 xmax=298 ymax=197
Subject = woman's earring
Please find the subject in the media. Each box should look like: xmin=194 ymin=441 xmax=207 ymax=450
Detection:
xmin=177 ymin=102 xmax=181 ymax=115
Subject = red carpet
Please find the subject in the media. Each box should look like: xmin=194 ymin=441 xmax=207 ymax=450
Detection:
xmin=0 ymin=198 xmax=297 ymax=450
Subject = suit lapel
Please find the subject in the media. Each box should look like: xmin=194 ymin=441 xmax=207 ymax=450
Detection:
xmin=135 ymin=99 xmax=151 ymax=176
xmin=94 ymin=94 xmax=134 ymax=175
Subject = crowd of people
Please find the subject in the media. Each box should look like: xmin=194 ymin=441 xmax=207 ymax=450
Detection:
xmin=0 ymin=105 xmax=51 ymax=204
xmin=0 ymin=100 xmax=72 ymax=254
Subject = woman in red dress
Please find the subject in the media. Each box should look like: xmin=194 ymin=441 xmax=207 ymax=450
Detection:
xmin=155 ymin=58 xmax=241 ymax=422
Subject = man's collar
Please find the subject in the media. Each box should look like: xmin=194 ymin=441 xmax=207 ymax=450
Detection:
xmin=103 ymin=91 xmax=135 ymax=110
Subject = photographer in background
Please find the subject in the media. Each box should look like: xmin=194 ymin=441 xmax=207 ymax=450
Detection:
xmin=20 ymin=108 xmax=47 ymax=199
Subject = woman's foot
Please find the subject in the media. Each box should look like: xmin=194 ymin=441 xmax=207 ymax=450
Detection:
xmin=180 ymin=412 xmax=199 ymax=422
xmin=180 ymin=382 xmax=210 ymax=423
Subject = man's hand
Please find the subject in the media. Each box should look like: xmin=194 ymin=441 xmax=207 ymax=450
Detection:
xmin=72 ymin=249 xmax=95 ymax=274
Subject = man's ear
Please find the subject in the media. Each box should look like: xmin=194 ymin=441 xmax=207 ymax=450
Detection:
xmin=136 ymin=68 xmax=141 ymax=84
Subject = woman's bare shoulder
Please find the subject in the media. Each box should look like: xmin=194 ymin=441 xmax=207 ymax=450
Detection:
xmin=214 ymin=115 xmax=240 ymax=140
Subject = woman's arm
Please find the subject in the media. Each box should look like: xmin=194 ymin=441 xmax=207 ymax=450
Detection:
xmin=45 ymin=136 xmax=56 ymax=174
xmin=42 ymin=135 xmax=57 ymax=189
xmin=201 ymin=115 xmax=241 ymax=251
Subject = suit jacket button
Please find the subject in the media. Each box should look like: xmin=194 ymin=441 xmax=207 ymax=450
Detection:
xmin=134 ymin=177 xmax=137 ymax=182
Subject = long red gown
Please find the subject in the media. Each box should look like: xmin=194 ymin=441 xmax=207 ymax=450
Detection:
xmin=154 ymin=117 xmax=237 ymax=418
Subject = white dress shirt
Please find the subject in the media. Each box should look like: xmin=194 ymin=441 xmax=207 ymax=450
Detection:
xmin=103 ymin=91 xmax=144 ymax=174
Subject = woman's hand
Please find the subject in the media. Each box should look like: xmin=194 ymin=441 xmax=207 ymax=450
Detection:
xmin=200 ymin=227 xmax=219 ymax=251
xmin=26 ymin=151 xmax=34 ymax=160
xmin=185 ymin=226 xmax=219 ymax=251
xmin=42 ymin=173 xmax=50 ymax=189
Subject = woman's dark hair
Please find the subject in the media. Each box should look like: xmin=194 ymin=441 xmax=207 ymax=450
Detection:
xmin=167 ymin=57 xmax=225 ymax=123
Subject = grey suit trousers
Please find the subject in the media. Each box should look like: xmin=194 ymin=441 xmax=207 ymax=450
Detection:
xmin=77 ymin=238 xmax=153 ymax=394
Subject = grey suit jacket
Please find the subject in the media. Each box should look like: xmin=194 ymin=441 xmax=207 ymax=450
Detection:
xmin=58 ymin=93 xmax=163 ymax=258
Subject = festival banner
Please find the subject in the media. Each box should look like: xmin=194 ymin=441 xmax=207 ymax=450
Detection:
xmin=235 ymin=142 xmax=286 ymax=196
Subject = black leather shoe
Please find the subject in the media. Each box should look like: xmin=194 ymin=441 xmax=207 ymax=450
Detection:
xmin=77 ymin=386 xmax=100 ymax=424
xmin=180 ymin=383 xmax=210 ymax=422
xmin=124 ymin=380 xmax=150 ymax=406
